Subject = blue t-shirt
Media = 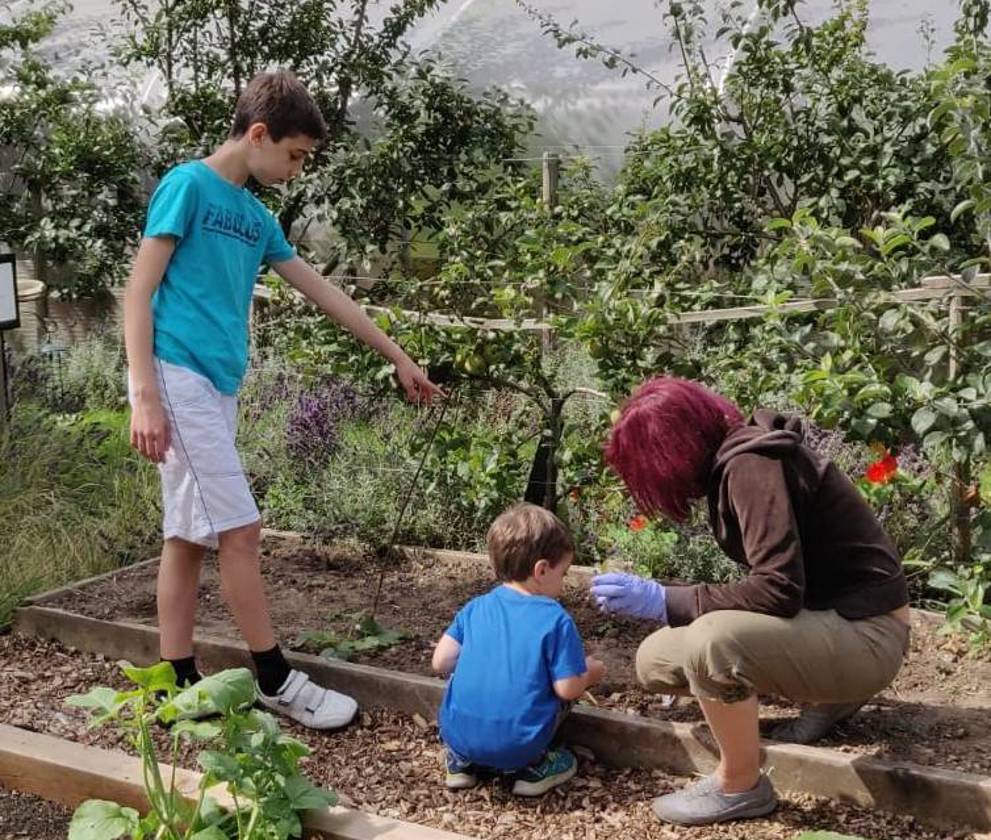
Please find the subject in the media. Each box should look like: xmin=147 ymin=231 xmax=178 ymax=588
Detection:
xmin=438 ymin=585 xmax=587 ymax=771
xmin=145 ymin=160 xmax=295 ymax=394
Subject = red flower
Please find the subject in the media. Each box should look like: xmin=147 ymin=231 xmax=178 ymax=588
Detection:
xmin=865 ymin=452 xmax=898 ymax=485
xmin=628 ymin=515 xmax=648 ymax=531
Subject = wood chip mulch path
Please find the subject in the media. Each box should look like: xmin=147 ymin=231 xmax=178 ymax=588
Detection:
xmin=0 ymin=634 xmax=985 ymax=840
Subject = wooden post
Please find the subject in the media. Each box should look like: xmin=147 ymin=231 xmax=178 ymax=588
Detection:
xmin=948 ymin=288 xmax=972 ymax=565
xmin=541 ymin=151 xmax=559 ymax=211
xmin=0 ymin=331 xmax=8 ymax=425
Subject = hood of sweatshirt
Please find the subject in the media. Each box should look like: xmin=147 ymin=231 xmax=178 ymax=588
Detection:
xmin=711 ymin=409 xmax=807 ymax=479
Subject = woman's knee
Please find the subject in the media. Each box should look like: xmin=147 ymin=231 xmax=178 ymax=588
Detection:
xmin=635 ymin=629 xmax=689 ymax=693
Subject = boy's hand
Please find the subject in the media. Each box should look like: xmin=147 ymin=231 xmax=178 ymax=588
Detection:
xmin=585 ymin=656 xmax=606 ymax=687
xmin=396 ymin=359 xmax=444 ymax=404
xmin=130 ymin=394 xmax=171 ymax=463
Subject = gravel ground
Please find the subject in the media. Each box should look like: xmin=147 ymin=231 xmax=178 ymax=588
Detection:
xmin=0 ymin=634 xmax=985 ymax=840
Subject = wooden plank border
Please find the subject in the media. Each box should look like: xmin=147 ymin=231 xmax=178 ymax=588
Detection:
xmin=13 ymin=602 xmax=991 ymax=830
xmin=0 ymin=723 xmax=471 ymax=840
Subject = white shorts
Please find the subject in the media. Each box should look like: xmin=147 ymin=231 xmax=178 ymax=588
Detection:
xmin=129 ymin=359 xmax=259 ymax=548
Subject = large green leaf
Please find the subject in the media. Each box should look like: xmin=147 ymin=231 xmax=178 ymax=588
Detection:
xmin=198 ymin=750 xmax=242 ymax=782
xmin=122 ymin=661 xmax=177 ymax=693
xmin=911 ymin=406 xmax=937 ymax=437
xmin=282 ymin=774 xmax=338 ymax=810
xmin=166 ymin=668 xmax=254 ymax=721
xmin=173 ymin=719 xmax=223 ymax=741
xmin=65 ymin=687 xmax=132 ymax=725
xmin=68 ymin=799 xmax=139 ymax=840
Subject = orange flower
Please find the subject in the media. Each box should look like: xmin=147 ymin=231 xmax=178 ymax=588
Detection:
xmin=865 ymin=452 xmax=898 ymax=485
xmin=568 ymin=487 xmax=582 ymax=503
xmin=628 ymin=514 xmax=648 ymax=531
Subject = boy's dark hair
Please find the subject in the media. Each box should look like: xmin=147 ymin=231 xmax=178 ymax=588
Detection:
xmin=487 ymin=503 xmax=575 ymax=582
xmin=230 ymin=70 xmax=328 ymax=143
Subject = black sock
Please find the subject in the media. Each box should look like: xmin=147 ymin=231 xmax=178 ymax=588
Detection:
xmin=251 ymin=645 xmax=292 ymax=696
xmin=166 ymin=656 xmax=202 ymax=689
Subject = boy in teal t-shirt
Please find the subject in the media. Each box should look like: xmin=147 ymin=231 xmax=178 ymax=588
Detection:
xmin=124 ymin=69 xmax=441 ymax=729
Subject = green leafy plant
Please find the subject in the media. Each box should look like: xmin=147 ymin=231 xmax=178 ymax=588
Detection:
xmin=293 ymin=612 xmax=408 ymax=662
xmin=66 ymin=663 xmax=335 ymax=840
xmin=929 ymin=564 xmax=991 ymax=650
xmin=0 ymin=2 xmax=147 ymax=298
xmin=599 ymin=517 xmax=679 ymax=580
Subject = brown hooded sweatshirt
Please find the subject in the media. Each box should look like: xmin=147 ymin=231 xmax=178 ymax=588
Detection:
xmin=664 ymin=410 xmax=909 ymax=627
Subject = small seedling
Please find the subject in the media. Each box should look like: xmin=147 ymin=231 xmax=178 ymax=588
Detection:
xmin=294 ymin=611 xmax=409 ymax=662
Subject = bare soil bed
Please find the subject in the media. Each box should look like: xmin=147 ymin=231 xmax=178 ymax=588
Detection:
xmin=41 ymin=539 xmax=991 ymax=776
xmin=0 ymin=634 xmax=979 ymax=840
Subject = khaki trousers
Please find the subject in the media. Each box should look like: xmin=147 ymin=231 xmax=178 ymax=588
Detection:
xmin=636 ymin=609 xmax=910 ymax=705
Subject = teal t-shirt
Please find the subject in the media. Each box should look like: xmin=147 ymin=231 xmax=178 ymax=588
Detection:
xmin=146 ymin=160 xmax=295 ymax=394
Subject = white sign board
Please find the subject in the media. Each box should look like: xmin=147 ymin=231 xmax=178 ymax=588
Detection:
xmin=0 ymin=256 xmax=17 ymax=330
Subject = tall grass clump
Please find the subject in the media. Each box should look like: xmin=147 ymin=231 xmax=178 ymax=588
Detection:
xmin=0 ymin=403 xmax=160 ymax=626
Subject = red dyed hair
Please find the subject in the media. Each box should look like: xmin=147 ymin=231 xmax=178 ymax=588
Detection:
xmin=605 ymin=378 xmax=744 ymax=522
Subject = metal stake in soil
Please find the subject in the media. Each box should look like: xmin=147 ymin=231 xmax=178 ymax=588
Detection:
xmin=368 ymin=394 xmax=451 ymax=621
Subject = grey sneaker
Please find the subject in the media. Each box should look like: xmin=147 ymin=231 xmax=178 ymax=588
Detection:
xmin=768 ymin=700 xmax=866 ymax=744
xmin=651 ymin=773 xmax=778 ymax=826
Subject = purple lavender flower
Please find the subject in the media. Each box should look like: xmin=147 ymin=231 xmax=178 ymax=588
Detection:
xmin=286 ymin=377 xmax=363 ymax=464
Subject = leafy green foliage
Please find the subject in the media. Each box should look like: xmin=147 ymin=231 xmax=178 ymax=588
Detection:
xmin=0 ymin=2 xmax=147 ymax=297
xmin=929 ymin=564 xmax=991 ymax=650
xmin=113 ymin=0 xmax=532 ymax=276
xmin=67 ymin=663 xmax=335 ymax=840
xmin=598 ymin=517 xmax=738 ymax=584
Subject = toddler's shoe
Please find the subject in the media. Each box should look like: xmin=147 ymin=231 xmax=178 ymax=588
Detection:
xmin=255 ymin=669 xmax=358 ymax=730
xmin=444 ymin=748 xmax=479 ymax=790
xmin=511 ymin=747 xmax=577 ymax=796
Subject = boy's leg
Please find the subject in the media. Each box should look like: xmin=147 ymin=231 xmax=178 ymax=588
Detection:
xmin=216 ymin=520 xmax=276 ymax=653
xmin=442 ymin=742 xmax=479 ymax=790
xmin=217 ymin=519 xmax=358 ymax=729
xmin=158 ymin=536 xmax=207 ymax=685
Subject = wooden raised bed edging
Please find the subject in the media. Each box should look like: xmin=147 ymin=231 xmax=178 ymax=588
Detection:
xmin=14 ymin=594 xmax=991 ymax=832
xmin=0 ymin=723 xmax=472 ymax=840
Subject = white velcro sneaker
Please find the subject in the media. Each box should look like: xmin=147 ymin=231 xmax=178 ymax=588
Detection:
xmin=256 ymin=669 xmax=358 ymax=730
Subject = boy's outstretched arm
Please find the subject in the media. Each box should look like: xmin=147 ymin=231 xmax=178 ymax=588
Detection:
xmin=432 ymin=633 xmax=461 ymax=675
xmin=553 ymin=656 xmax=607 ymax=701
xmin=272 ymin=257 xmax=443 ymax=404
xmin=123 ymin=236 xmax=176 ymax=463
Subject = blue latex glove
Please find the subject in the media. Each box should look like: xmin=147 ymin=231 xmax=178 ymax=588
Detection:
xmin=590 ymin=572 xmax=668 ymax=625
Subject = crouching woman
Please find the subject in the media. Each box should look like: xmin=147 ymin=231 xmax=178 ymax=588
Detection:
xmin=591 ymin=378 xmax=911 ymax=826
